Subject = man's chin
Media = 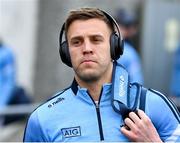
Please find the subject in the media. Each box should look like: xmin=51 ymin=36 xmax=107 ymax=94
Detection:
xmin=77 ymin=72 xmax=99 ymax=83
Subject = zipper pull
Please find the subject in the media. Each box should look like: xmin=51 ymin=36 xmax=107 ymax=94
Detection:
xmin=95 ymin=101 xmax=99 ymax=108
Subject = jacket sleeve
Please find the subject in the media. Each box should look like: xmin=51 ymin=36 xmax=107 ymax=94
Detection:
xmin=23 ymin=110 xmax=47 ymax=142
xmin=146 ymin=89 xmax=180 ymax=142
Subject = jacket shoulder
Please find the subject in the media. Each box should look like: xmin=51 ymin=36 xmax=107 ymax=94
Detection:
xmin=34 ymin=87 xmax=72 ymax=113
xmin=23 ymin=87 xmax=73 ymax=141
xmin=146 ymin=88 xmax=180 ymax=123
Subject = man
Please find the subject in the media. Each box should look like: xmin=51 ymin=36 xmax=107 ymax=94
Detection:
xmin=23 ymin=8 xmax=180 ymax=142
xmin=115 ymin=9 xmax=143 ymax=84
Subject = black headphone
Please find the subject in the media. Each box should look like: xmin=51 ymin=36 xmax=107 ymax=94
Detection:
xmin=59 ymin=9 xmax=124 ymax=67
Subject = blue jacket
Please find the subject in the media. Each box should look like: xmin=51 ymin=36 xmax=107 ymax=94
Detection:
xmin=24 ymin=64 xmax=180 ymax=142
xmin=0 ymin=45 xmax=16 ymax=107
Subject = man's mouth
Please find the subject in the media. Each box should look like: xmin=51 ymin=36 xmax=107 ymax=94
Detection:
xmin=81 ymin=59 xmax=96 ymax=64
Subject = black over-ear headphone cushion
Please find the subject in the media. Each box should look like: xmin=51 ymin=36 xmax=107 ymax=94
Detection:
xmin=59 ymin=41 xmax=72 ymax=67
xmin=110 ymin=33 xmax=123 ymax=60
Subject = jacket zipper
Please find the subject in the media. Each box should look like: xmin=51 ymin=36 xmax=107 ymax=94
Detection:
xmin=87 ymin=90 xmax=104 ymax=141
xmin=95 ymin=102 xmax=104 ymax=141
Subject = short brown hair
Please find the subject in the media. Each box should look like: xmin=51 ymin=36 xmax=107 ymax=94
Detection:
xmin=64 ymin=7 xmax=114 ymax=36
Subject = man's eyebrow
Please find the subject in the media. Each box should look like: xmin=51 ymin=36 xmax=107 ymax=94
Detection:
xmin=91 ymin=34 xmax=104 ymax=38
xmin=68 ymin=36 xmax=82 ymax=44
xmin=70 ymin=36 xmax=82 ymax=41
xmin=69 ymin=33 xmax=105 ymax=41
xmin=90 ymin=34 xmax=105 ymax=41
xmin=90 ymin=33 xmax=104 ymax=37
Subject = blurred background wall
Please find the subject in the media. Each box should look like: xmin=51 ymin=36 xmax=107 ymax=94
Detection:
xmin=1 ymin=0 xmax=180 ymax=141
xmin=141 ymin=0 xmax=180 ymax=95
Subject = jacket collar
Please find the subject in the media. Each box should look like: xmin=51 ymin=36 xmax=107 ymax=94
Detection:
xmin=71 ymin=79 xmax=78 ymax=95
xmin=70 ymin=79 xmax=112 ymax=104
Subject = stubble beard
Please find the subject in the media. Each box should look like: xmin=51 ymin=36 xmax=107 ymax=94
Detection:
xmin=73 ymin=61 xmax=113 ymax=84
xmin=75 ymin=69 xmax=100 ymax=83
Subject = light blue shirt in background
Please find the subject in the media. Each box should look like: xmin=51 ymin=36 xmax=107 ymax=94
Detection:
xmin=170 ymin=46 xmax=180 ymax=97
xmin=0 ymin=45 xmax=16 ymax=107
xmin=117 ymin=42 xmax=143 ymax=84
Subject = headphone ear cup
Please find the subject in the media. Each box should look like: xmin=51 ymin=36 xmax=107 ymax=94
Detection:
xmin=59 ymin=41 xmax=72 ymax=67
xmin=110 ymin=33 xmax=124 ymax=60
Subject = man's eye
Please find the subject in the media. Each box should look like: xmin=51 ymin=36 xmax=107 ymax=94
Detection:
xmin=94 ymin=39 xmax=100 ymax=41
xmin=92 ymin=37 xmax=103 ymax=43
xmin=71 ymin=40 xmax=81 ymax=46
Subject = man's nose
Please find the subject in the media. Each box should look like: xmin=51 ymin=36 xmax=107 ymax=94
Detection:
xmin=82 ymin=40 xmax=93 ymax=54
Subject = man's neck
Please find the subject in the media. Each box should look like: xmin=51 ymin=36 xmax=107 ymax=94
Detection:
xmin=75 ymin=74 xmax=112 ymax=101
xmin=84 ymin=81 xmax=104 ymax=101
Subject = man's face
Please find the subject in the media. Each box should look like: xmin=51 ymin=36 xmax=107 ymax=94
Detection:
xmin=67 ymin=18 xmax=113 ymax=83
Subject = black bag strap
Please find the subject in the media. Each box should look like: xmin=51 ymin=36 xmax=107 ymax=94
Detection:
xmin=139 ymin=86 xmax=147 ymax=111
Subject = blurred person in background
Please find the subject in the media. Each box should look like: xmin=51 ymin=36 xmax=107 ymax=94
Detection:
xmin=170 ymin=44 xmax=180 ymax=109
xmin=0 ymin=39 xmax=16 ymax=109
xmin=0 ymin=39 xmax=31 ymax=126
xmin=115 ymin=9 xmax=143 ymax=84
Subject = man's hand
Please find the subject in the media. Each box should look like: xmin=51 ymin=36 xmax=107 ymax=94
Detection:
xmin=120 ymin=109 xmax=162 ymax=142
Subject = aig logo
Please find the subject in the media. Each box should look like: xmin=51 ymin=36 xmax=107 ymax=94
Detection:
xmin=61 ymin=126 xmax=81 ymax=138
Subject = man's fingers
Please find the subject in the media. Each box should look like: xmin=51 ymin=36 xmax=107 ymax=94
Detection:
xmin=121 ymin=110 xmax=162 ymax=142
xmin=120 ymin=125 xmax=137 ymax=141
xmin=124 ymin=117 xmax=136 ymax=131
xmin=120 ymin=126 xmax=132 ymax=137
xmin=129 ymin=111 xmax=141 ymax=124
xmin=137 ymin=110 xmax=152 ymax=126
xmin=137 ymin=109 xmax=148 ymax=119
